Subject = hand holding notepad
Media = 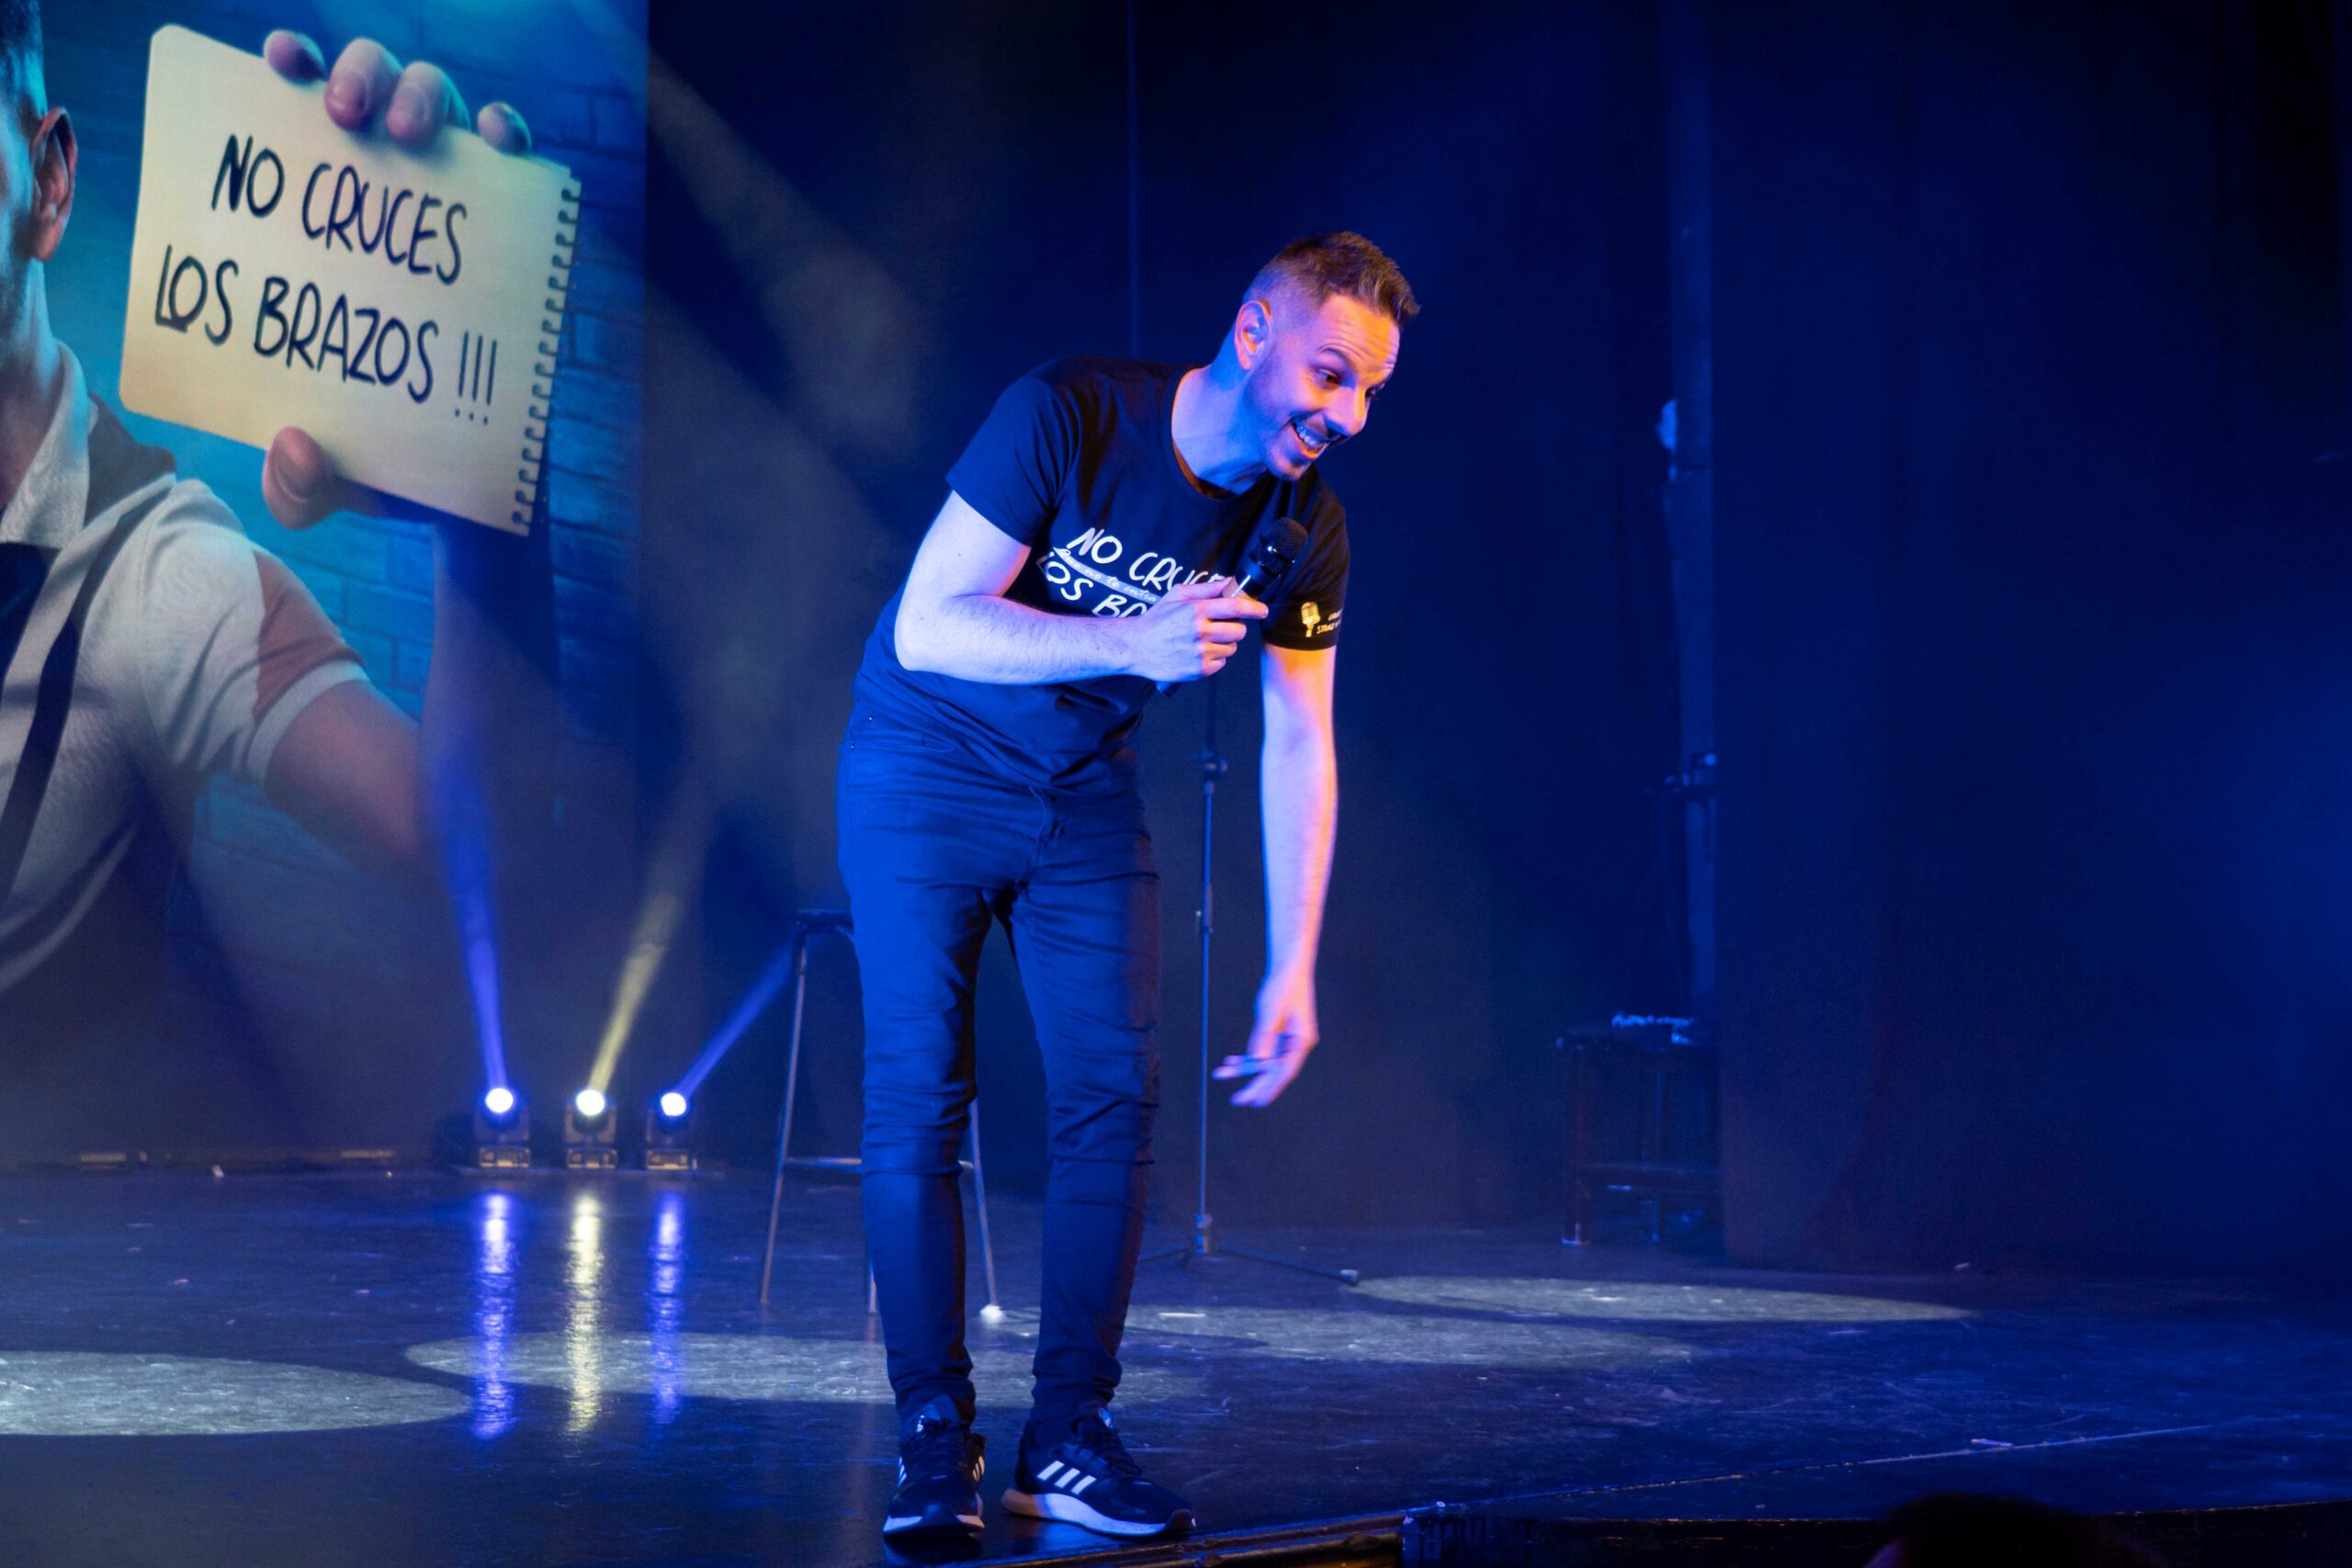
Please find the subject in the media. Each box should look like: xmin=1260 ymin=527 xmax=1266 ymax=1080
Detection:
xmin=121 ymin=28 xmax=579 ymax=535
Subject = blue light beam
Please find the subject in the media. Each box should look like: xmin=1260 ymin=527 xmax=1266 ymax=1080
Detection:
xmin=668 ymin=941 xmax=797 ymax=1105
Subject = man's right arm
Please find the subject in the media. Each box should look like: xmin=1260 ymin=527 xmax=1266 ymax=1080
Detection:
xmin=893 ymin=491 xmax=1264 ymax=685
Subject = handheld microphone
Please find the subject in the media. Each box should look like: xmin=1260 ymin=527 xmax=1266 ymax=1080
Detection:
xmin=1235 ymin=515 xmax=1307 ymax=604
xmin=1153 ymin=516 xmax=1306 ymax=691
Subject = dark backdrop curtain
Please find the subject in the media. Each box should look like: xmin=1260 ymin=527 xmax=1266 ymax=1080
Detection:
xmin=1713 ymin=0 xmax=2352 ymax=1271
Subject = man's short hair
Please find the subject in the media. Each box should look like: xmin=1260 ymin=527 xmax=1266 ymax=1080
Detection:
xmin=0 ymin=0 xmax=42 ymax=116
xmin=1246 ymin=231 xmax=1419 ymax=327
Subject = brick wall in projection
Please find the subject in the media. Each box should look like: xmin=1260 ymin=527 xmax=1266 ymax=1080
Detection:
xmin=42 ymin=0 xmax=645 ymax=1145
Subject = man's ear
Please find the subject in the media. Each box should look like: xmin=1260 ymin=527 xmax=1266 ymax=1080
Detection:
xmin=26 ymin=107 xmax=75 ymax=263
xmin=1233 ymin=298 xmax=1273 ymax=370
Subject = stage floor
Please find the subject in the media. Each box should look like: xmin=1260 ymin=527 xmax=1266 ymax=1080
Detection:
xmin=1 ymin=1171 xmax=2347 ymax=1567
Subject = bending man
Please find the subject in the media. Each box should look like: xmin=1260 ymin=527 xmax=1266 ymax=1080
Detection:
xmin=839 ymin=231 xmax=1415 ymax=1539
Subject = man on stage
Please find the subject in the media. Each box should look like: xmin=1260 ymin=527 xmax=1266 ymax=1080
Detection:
xmin=839 ymin=231 xmax=1414 ymax=1538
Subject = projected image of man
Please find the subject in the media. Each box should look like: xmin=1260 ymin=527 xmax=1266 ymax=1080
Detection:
xmin=0 ymin=6 xmax=535 ymax=1134
xmin=839 ymin=231 xmax=1414 ymax=1538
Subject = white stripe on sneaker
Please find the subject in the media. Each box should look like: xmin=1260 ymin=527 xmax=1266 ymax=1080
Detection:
xmin=1071 ymin=1474 xmax=1097 ymax=1495
xmin=1036 ymin=1461 xmax=1064 ymax=1483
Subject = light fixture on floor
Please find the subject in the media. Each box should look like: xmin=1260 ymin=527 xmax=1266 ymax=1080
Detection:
xmin=564 ymin=1088 xmax=617 ymax=1169
xmin=643 ymin=1091 xmax=695 ymax=1171
xmin=472 ymin=1088 xmax=530 ymax=1170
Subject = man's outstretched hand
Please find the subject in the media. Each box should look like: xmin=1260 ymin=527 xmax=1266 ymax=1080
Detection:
xmin=1213 ymin=969 xmax=1319 ymax=1107
xmin=257 ymin=31 xmax=534 ymax=531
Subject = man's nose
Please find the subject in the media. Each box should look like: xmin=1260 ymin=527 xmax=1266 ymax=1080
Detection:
xmin=1328 ymin=389 xmax=1370 ymax=438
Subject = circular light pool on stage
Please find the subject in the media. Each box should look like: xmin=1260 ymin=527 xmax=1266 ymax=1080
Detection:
xmin=1354 ymin=1276 xmax=1973 ymax=1323
xmin=975 ymin=1304 xmax=1688 ymax=1370
xmin=0 ymin=1353 xmax=469 ymax=1437
xmin=658 ymin=1091 xmax=688 ymax=1120
xmin=482 ymin=1087 xmax=516 ymax=1118
xmin=573 ymin=1088 xmax=607 ymax=1120
xmin=405 ymin=1332 xmax=1198 ymax=1411
xmin=1120 ymin=1307 xmax=1690 ymax=1368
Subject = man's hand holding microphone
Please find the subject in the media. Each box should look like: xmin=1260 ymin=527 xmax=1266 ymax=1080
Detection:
xmin=1133 ymin=515 xmax=1306 ymax=688
xmin=1129 ymin=578 xmax=1267 ymax=684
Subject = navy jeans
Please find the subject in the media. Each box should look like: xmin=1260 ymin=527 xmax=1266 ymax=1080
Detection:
xmin=836 ymin=709 xmax=1160 ymax=1427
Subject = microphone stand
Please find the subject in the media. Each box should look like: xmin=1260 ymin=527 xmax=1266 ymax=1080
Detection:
xmin=1139 ymin=663 xmax=1357 ymax=1285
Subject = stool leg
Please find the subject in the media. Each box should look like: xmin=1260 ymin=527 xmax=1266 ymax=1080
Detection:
xmin=969 ymin=1100 xmax=1001 ymax=1317
xmin=759 ymin=930 xmax=814 ymax=1307
xmin=1567 ymin=1042 xmax=1593 ymax=1247
xmin=780 ymin=932 xmax=813 ymax=1165
xmin=760 ymin=1117 xmax=788 ymax=1307
xmin=1647 ymin=1061 xmax=1668 ymax=1244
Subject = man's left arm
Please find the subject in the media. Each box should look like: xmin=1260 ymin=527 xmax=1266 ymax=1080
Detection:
xmin=1215 ymin=644 xmax=1339 ymax=1106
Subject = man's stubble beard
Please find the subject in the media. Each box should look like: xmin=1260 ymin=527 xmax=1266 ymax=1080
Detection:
xmin=0 ymin=250 xmax=40 ymax=397
xmin=1238 ymin=358 xmax=1290 ymax=468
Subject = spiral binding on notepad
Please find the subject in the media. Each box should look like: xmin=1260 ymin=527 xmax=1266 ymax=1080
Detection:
xmin=515 ymin=180 xmax=582 ymax=526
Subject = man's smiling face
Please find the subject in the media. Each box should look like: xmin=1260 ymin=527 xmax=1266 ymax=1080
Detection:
xmin=1240 ymin=288 xmax=1399 ymax=480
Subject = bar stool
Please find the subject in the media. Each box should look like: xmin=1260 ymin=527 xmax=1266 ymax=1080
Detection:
xmin=757 ymin=910 xmax=1001 ymax=1317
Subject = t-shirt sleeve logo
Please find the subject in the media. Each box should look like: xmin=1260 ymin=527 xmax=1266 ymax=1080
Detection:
xmin=1297 ymin=602 xmax=1340 ymax=638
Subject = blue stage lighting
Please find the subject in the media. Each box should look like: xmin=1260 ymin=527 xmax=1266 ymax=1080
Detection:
xmin=643 ymin=1091 xmax=695 ymax=1172
xmin=470 ymin=1090 xmax=530 ymax=1170
xmin=437 ymin=765 xmax=513 ymax=1143
xmin=574 ymin=1088 xmax=607 ymax=1121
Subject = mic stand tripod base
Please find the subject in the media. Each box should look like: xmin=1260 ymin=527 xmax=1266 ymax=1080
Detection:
xmin=1138 ymin=1212 xmax=1362 ymax=1286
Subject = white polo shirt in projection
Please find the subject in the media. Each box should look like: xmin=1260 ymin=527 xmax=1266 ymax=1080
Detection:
xmin=0 ymin=350 xmax=366 ymax=994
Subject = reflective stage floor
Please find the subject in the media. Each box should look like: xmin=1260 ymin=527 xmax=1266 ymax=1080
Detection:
xmin=1 ymin=1171 xmax=2348 ymax=1566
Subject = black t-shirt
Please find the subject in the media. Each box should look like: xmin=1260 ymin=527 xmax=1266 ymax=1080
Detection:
xmin=853 ymin=357 xmax=1348 ymax=792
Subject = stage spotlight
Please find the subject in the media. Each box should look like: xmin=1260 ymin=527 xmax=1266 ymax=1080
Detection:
xmin=564 ymin=1089 xmax=617 ymax=1170
xmin=471 ymin=1089 xmax=529 ymax=1170
xmin=643 ymin=1093 xmax=695 ymax=1172
xmin=439 ymin=762 xmax=514 ymax=1153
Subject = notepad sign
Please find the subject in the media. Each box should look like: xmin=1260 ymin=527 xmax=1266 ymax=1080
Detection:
xmin=121 ymin=27 xmax=579 ymax=535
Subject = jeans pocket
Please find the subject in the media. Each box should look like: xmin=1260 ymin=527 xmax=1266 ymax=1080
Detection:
xmin=847 ymin=711 xmax=956 ymax=756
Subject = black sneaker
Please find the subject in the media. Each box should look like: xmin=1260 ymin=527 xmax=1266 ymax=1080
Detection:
xmin=884 ymin=1396 xmax=985 ymax=1537
xmin=1002 ymin=1407 xmax=1192 ymax=1537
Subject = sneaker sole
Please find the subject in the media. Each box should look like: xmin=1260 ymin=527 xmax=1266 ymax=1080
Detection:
xmin=882 ymin=1507 xmax=983 ymax=1537
xmin=1002 ymin=1486 xmax=1191 ymax=1537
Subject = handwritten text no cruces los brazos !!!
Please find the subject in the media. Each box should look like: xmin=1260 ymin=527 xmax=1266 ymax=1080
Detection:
xmin=152 ymin=134 xmax=502 ymax=413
